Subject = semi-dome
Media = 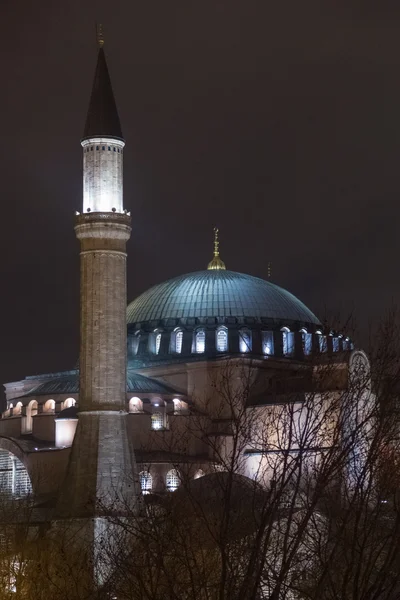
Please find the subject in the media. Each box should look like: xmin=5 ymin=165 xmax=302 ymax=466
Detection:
xmin=127 ymin=270 xmax=320 ymax=328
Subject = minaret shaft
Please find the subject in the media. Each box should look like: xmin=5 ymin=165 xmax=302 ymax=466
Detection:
xmin=76 ymin=215 xmax=130 ymax=411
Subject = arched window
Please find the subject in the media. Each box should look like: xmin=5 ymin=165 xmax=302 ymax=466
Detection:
xmin=139 ymin=471 xmax=152 ymax=495
xmin=262 ymin=331 xmax=274 ymax=355
xmin=194 ymin=329 xmax=206 ymax=354
xmin=316 ymin=330 xmax=327 ymax=353
xmin=25 ymin=400 xmax=37 ymax=434
xmin=131 ymin=331 xmax=141 ymax=356
xmin=0 ymin=450 xmax=32 ymax=498
xmin=300 ymin=329 xmax=312 ymax=356
xmin=239 ymin=328 xmax=252 ymax=353
xmin=281 ymin=327 xmax=294 ymax=356
xmin=171 ymin=329 xmax=183 ymax=354
xmin=332 ymin=337 xmax=339 ymax=352
xmin=151 ymin=411 xmax=164 ymax=430
xmin=149 ymin=330 xmax=162 ymax=355
xmin=155 ymin=332 xmax=162 ymax=355
xmin=129 ymin=397 xmax=143 ymax=413
xmin=44 ymin=399 xmax=55 ymax=413
xmin=216 ymin=327 xmax=228 ymax=352
xmin=63 ymin=398 xmax=76 ymax=409
xmin=194 ymin=469 xmax=205 ymax=479
xmin=166 ymin=469 xmax=180 ymax=491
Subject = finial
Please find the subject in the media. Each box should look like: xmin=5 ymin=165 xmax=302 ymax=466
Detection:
xmin=97 ymin=23 xmax=104 ymax=48
xmin=213 ymin=227 xmax=219 ymax=257
xmin=207 ymin=226 xmax=226 ymax=270
xmin=267 ymin=261 xmax=272 ymax=279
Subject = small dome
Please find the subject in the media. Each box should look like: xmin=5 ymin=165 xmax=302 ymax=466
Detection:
xmin=127 ymin=270 xmax=320 ymax=328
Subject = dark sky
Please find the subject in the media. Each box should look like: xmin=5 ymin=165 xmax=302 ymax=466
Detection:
xmin=1 ymin=1 xmax=400 ymax=397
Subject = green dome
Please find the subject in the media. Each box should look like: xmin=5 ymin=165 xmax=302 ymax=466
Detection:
xmin=126 ymin=270 xmax=320 ymax=327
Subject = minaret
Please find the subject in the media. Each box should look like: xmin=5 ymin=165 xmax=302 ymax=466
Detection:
xmin=56 ymin=33 xmax=139 ymax=518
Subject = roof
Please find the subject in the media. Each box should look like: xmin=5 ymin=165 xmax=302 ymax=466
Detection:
xmin=82 ymin=47 xmax=123 ymax=140
xmin=127 ymin=270 xmax=320 ymax=327
xmin=21 ymin=370 xmax=180 ymax=398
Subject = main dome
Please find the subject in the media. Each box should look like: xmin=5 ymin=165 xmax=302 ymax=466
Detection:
xmin=127 ymin=270 xmax=320 ymax=328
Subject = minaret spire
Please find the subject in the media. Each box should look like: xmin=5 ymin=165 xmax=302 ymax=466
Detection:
xmin=207 ymin=226 xmax=226 ymax=270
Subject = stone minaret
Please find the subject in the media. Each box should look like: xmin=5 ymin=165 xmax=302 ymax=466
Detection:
xmin=56 ymin=38 xmax=139 ymax=519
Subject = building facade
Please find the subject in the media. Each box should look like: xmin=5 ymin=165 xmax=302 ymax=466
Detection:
xmin=0 ymin=42 xmax=361 ymax=516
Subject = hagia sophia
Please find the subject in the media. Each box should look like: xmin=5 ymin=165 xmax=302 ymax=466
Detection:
xmin=0 ymin=39 xmax=362 ymax=519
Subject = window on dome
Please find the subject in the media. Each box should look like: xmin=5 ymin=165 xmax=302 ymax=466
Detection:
xmin=166 ymin=469 xmax=180 ymax=492
xmin=342 ymin=337 xmax=350 ymax=351
xmin=216 ymin=327 xmax=228 ymax=352
xmin=262 ymin=331 xmax=274 ymax=355
xmin=318 ymin=334 xmax=327 ymax=353
xmin=194 ymin=329 xmax=206 ymax=354
xmin=132 ymin=332 xmax=141 ymax=356
xmin=281 ymin=328 xmax=294 ymax=356
xmin=129 ymin=397 xmax=143 ymax=413
xmin=155 ymin=333 xmax=162 ymax=355
xmin=239 ymin=328 xmax=252 ymax=353
xmin=171 ymin=329 xmax=183 ymax=354
xmin=332 ymin=337 xmax=339 ymax=352
xmin=139 ymin=471 xmax=152 ymax=495
xmin=301 ymin=329 xmax=312 ymax=356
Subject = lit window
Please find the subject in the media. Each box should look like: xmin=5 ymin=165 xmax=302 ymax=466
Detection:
xmin=195 ymin=329 xmax=206 ymax=353
xmin=140 ymin=471 xmax=152 ymax=495
xmin=129 ymin=397 xmax=143 ymax=413
xmin=172 ymin=329 xmax=183 ymax=354
xmin=151 ymin=411 xmax=164 ymax=430
xmin=155 ymin=332 xmax=161 ymax=355
xmin=216 ymin=327 xmax=228 ymax=352
xmin=262 ymin=331 xmax=274 ymax=355
xmin=282 ymin=328 xmax=294 ymax=356
xmin=0 ymin=450 xmax=32 ymax=498
xmin=132 ymin=332 xmax=141 ymax=355
xmin=301 ymin=330 xmax=312 ymax=356
xmin=343 ymin=337 xmax=350 ymax=351
xmin=194 ymin=469 xmax=205 ymax=479
xmin=63 ymin=398 xmax=76 ymax=409
xmin=166 ymin=469 xmax=180 ymax=491
xmin=332 ymin=337 xmax=339 ymax=352
xmin=239 ymin=328 xmax=252 ymax=353
xmin=318 ymin=335 xmax=327 ymax=353
xmin=44 ymin=399 xmax=55 ymax=413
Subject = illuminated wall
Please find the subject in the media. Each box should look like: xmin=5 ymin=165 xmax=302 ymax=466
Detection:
xmin=82 ymin=137 xmax=124 ymax=213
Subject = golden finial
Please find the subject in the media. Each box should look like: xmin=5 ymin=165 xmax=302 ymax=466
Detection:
xmin=97 ymin=23 xmax=104 ymax=48
xmin=207 ymin=226 xmax=226 ymax=270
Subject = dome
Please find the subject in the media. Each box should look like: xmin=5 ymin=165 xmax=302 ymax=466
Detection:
xmin=127 ymin=270 xmax=320 ymax=328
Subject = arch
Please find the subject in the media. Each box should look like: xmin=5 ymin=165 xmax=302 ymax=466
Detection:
xmin=25 ymin=400 xmax=38 ymax=433
xmin=216 ymin=326 xmax=228 ymax=352
xmin=170 ymin=328 xmax=183 ymax=354
xmin=194 ymin=469 xmax=205 ymax=479
xmin=166 ymin=468 xmax=180 ymax=491
xmin=239 ymin=328 xmax=252 ymax=353
xmin=13 ymin=402 xmax=22 ymax=416
xmin=193 ymin=329 xmax=206 ymax=354
xmin=44 ymin=399 xmax=55 ymax=413
xmin=63 ymin=398 xmax=76 ymax=410
xmin=129 ymin=397 xmax=143 ymax=413
xmin=139 ymin=471 xmax=153 ymax=495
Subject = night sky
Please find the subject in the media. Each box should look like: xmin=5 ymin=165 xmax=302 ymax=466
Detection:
xmin=2 ymin=1 xmax=400 ymax=400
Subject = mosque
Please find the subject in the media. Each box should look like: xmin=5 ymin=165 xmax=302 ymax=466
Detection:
xmin=0 ymin=39 xmax=359 ymax=517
